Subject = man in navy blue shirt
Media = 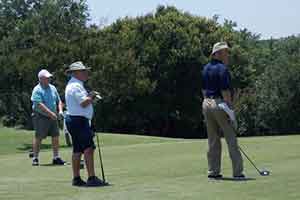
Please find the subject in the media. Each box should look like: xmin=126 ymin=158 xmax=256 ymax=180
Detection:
xmin=202 ymin=42 xmax=245 ymax=179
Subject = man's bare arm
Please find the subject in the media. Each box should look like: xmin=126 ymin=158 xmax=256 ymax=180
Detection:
xmin=38 ymin=103 xmax=57 ymax=120
xmin=58 ymin=101 xmax=64 ymax=113
xmin=80 ymin=96 xmax=94 ymax=108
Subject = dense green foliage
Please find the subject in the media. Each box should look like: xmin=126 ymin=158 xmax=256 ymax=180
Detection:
xmin=254 ymin=37 xmax=300 ymax=134
xmin=1 ymin=0 xmax=299 ymax=137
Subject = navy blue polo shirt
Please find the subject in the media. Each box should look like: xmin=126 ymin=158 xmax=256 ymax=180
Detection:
xmin=202 ymin=59 xmax=231 ymax=98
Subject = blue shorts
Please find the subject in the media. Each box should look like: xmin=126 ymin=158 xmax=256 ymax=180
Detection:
xmin=65 ymin=115 xmax=95 ymax=153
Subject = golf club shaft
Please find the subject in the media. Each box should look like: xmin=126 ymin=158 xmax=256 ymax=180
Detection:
xmin=229 ymin=121 xmax=263 ymax=175
xmin=96 ymin=134 xmax=106 ymax=183
xmin=239 ymin=146 xmax=262 ymax=174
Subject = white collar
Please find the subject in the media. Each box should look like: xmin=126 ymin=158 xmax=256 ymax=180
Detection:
xmin=70 ymin=77 xmax=83 ymax=85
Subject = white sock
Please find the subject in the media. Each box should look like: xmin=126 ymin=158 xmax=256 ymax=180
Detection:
xmin=53 ymin=150 xmax=59 ymax=159
xmin=33 ymin=152 xmax=39 ymax=158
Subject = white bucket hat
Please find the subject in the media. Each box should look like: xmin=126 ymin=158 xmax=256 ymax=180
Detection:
xmin=65 ymin=61 xmax=91 ymax=74
xmin=211 ymin=42 xmax=229 ymax=55
xmin=38 ymin=69 xmax=53 ymax=79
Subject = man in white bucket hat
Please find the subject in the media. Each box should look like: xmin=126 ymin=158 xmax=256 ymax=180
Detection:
xmin=64 ymin=61 xmax=104 ymax=187
xmin=202 ymin=42 xmax=245 ymax=180
xmin=65 ymin=61 xmax=91 ymax=73
xmin=211 ymin=42 xmax=229 ymax=56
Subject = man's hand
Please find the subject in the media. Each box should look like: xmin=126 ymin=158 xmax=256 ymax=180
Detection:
xmin=88 ymin=91 xmax=101 ymax=99
xmin=218 ymin=102 xmax=237 ymax=129
xmin=58 ymin=111 xmax=64 ymax=120
xmin=88 ymin=91 xmax=97 ymax=98
xmin=48 ymin=111 xmax=58 ymax=120
xmin=38 ymin=103 xmax=58 ymax=120
xmin=88 ymin=91 xmax=102 ymax=102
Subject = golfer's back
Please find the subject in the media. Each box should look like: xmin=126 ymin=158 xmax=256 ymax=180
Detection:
xmin=202 ymin=59 xmax=230 ymax=99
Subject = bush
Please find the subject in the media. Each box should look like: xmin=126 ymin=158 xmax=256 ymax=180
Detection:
xmin=255 ymin=57 xmax=300 ymax=134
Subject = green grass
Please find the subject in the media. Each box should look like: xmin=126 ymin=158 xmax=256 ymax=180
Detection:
xmin=0 ymin=127 xmax=299 ymax=200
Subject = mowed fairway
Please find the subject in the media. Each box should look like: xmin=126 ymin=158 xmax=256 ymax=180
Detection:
xmin=0 ymin=127 xmax=299 ymax=200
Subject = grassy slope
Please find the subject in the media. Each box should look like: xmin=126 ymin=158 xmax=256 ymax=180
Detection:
xmin=0 ymin=127 xmax=299 ymax=200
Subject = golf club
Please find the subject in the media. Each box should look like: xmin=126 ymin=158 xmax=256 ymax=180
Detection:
xmin=218 ymin=102 xmax=270 ymax=176
xmin=93 ymin=92 xmax=109 ymax=185
xmin=96 ymin=134 xmax=108 ymax=185
xmin=62 ymin=112 xmax=72 ymax=147
xmin=239 ymin=146 xmax=270 ymax=176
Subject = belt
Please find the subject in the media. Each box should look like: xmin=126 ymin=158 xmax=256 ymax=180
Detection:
xmin=204 ymin=95 xmax=222 ymax=99
xmin=32 ymin=111 xmax=51 ymax=119
xmin=67 ymin=115 xmax=89 ymax=121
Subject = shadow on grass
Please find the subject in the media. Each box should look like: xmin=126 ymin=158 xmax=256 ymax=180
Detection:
xmin=39 ymin=163 xmax=71 ymax=167
xmin=220 ymin=177 xmax=256 ymax=181
xmin=73 ymin=182 xmax=113 ymax=188
xmin=17 ymin=143 xmax=71 ymax=152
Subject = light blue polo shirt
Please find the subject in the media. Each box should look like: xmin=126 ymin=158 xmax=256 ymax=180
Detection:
xmin=31 ymin=83 xmax=61 ymax=115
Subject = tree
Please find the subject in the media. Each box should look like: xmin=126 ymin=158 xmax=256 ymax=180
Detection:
xmin=0 ymin=0 xmax=89 ymax=128
xmin=254 ymin=37 xmax=300 ymax=134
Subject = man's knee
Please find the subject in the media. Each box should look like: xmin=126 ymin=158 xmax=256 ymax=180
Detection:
xmin=52 ymin=136 xmax=59 ymax=141
xmin=73 ymin=153 xmax=81 ymax=159
xmin=34 ymin=137 xmax=42 ymax=144
xmin=84 ymin=147 xmax=94 ymax=155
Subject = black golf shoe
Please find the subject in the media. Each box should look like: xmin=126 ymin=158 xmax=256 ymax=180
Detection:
xmin=208 ymin=174 xmax=223 ymax=179
xmin=72 ymin=176 xmax=86 ymax=187
xmin=233 ymin=174 xmax=246 ymax=180
xmin=32 ymin=158 xmax=39 ymax=166
xmin=86 ymin=176 xmax=104 ymax=187
xmin=28 ymin=150 xmax=34 ymax=158
xmin=52 ymin=157 xmax=66 ymax=165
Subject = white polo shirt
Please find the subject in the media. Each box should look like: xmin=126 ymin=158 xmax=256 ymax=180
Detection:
xmin=65 ymin=77 xmax=93 ymax=119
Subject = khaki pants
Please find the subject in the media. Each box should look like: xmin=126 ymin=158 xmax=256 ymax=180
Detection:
xmin=202 ymin=98 xmax=243 ymax=176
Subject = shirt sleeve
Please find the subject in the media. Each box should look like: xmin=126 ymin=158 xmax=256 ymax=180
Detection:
xmin=219 ymin=66 xmax=231 ymax=90
xmin=72 ymin=84 xmax=88 ymax=104
xmin=31 ymin=87 xmax=43 ymax=104
xmin=53 ymin=87 xmax=61 ymax=103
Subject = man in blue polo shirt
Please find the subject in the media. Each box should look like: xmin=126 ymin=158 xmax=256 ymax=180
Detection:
xmin=31 ymin=69 xmax=65 ymax=166
xmin=202 ymin=42 xmax=245 ymax=179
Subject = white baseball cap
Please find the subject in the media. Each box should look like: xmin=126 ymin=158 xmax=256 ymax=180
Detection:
xmin=65 ymin=61 xmax=91 ymax=74
xmin=211 ymin=42 xmax=229 ymax=55
xmin=38 ymin=69 xmax=53 ymax=79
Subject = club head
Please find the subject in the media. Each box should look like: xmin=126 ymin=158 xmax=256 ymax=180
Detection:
xmin=63 ymin=162 xmax=71 ymax=166
xmin=260 ymin=170 xmax=270 ymax=176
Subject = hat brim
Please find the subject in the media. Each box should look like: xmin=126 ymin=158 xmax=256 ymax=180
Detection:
xmin=211 ymin=46 xmax=229 ymax=55
xmin=65 ymin=67 xmax=91 ymax=75
xmin=39 ymin=74 xmax=53 ymax=78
